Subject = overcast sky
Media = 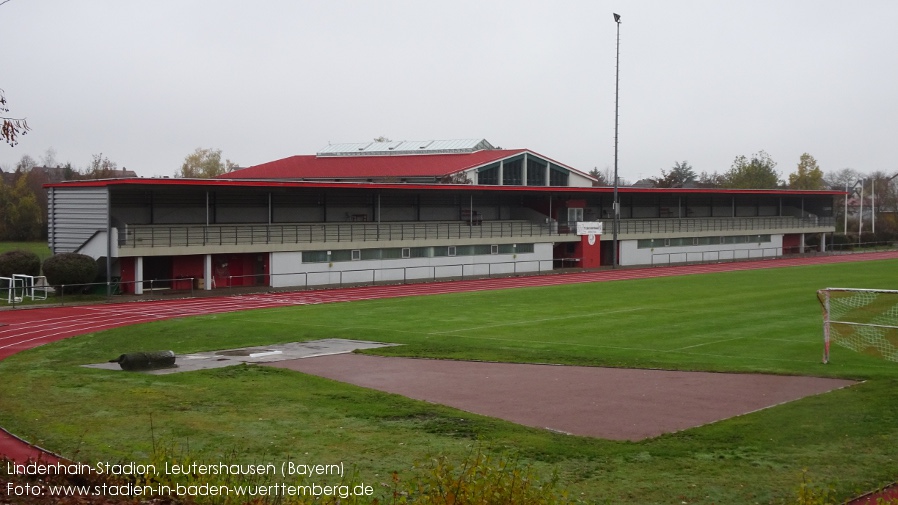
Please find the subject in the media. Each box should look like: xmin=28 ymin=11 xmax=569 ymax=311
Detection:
xmin=1 ymin=1 xmax=896 ymax=182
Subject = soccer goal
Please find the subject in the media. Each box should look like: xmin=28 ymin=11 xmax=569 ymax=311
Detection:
xmin=818 ymin=288 xmax=898 ymax=364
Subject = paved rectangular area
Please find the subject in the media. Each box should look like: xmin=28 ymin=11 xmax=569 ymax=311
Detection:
xmin=269 ymin=354 xmax=858 ymax=441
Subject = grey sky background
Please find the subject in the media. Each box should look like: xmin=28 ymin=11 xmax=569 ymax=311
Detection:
xmin=1 ymin=1 xmax=896 ymax=182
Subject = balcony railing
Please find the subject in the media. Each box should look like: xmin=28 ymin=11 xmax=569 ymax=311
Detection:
xmin=119 ymin=221 xmax=558 ymax=249
xmin=117 ymin=216 xmax=835 ymax=249
xmin=600 ymin=216 xmax=834 ymax=235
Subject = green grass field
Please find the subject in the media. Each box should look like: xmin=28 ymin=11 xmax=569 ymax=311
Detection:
xmin=1 ymin=260 xmax=897 ymax=503
xmin=0 ymin=240 xmax=52 ymax=260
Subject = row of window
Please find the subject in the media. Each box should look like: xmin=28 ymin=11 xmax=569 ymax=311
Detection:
xmin=302 ymin=243 xmax=536 ymax=263
xmin=637 ymin=235 xmax=772 ymax=249
xmin=477 ymin=158 xmax=570 ymax=187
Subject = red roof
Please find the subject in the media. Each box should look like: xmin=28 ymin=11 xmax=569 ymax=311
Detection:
xmin=225 ymin=149 xmax=546 ymax=180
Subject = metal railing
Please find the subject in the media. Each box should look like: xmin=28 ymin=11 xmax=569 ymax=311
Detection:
xmin=650 ymin=240 xmax=897 ymax=266
xmin=1 ymin=276 xmax=197 ymax=308
xmin=225 ymin=259 xmax=550 ymax=290
xmin=1 ymin=260 xmax=551 ymax=307
xmin=651 ymin=247 xmax=784 ymax=266
xmin=119 ymin=221 xmax=558 ymax=248
xmin=117 ymin=216 xmax=835 ymax=249
xmin=602 ymin=216 xmax=834 ymax=235
xmin=5 ymin=244 xmax=896 ymax=308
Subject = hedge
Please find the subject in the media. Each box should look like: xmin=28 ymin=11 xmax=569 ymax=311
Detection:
xmin=41 ymin=253 xmax=98 ymax=292
xmin=0 ymin=249 xmax=41 ymax=278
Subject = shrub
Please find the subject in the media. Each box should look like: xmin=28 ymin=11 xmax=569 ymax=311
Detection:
xmin=41 ymin=253 xmax=98 ymax=292
xmin=829 ymin=233 xmax=853 ymax=251
xmin=0 ymin=249 xmax=40 ymax=278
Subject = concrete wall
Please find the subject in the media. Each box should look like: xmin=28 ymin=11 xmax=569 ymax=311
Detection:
xmin=270 ymin=243 xmax=553 ymax=288
xmin=619 ymin=235 xmax=785 ymax=266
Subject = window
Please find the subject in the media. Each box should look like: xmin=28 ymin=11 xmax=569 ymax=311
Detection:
xmin=527 ymin=159 xmax=547 ymax=186
xmin=380 ymin=248 xmax=402 ymax=260
xmin=567 ymin=208 xmax=584 ymax=223
xmin=549 ymin=166 xmax=569 ymax=186
xmin=401 ymin=248 xmax=410 ymax=258
xmin=351 ymin=250 xmax=361 ymax=261
xmin=490 ymin=245 xmax=499 ymax=255
xmin=448 ymin=246 xmax=456 ymax=257
xmin=330 ymin=250 xmax=353 ymax=262
xmin=302 ymin=251 xmax=329 ymax=263
xmin=478 ymin=164 xmax=499 ymax=185
xmin=503 ymin=159 xmax=523 ymax=185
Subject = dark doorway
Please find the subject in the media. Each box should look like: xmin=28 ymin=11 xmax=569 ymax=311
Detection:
xmin=143 ymin=256 xmax=173 ymax=287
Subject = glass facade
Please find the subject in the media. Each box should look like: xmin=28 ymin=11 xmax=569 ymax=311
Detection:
xmin=637 ymin=235 xmax=772 ymax=249
xmin=303 ymin=243 xmax=535 ymax=263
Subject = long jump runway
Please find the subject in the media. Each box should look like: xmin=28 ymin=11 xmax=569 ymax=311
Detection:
xmin=2 ymin=251 xmax=897 ymax=461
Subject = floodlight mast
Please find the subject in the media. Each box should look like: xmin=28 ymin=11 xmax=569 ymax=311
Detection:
xmin=612 ymin=12 xmax=621 ymax=269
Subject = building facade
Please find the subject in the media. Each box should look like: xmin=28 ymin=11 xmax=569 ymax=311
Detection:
xmin=45 ymin=140 xmax=840 ymax=293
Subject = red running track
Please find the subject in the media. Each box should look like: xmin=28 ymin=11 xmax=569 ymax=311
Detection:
xmin=2 ymin=251 xmax=898 ymax=466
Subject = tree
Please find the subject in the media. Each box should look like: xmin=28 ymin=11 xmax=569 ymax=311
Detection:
xmin=15 ymin=154 xmax=36 ymax=172
xmin=177 ymin=148 xmax=238 ymax=178
xmin=723 ymin=151 xmax=780 ymax=189
xmin=824 ymin=168 xmax=860 ymax=191
xmin=652 ymin=160 xmax=696 ymax=188
xmin=83 ymin=153 xmax=119 ymax=179
xmin=40 ymin=147 xmax=58 ymax=167
xmin=0 ymin=175 xmax=42 ymax=240
xmin=788 ymin=153 xmax=825 ymax=190
xmin=588 ymin=168 xmax=611 ymax=186
xmin=0 ymin=88 xmax=30 ymax=147
xmin=696 ymin=171 xmax=725 ymax=188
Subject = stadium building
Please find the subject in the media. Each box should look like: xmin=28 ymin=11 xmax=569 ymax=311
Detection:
xmin=45 ymin=139 xmax=841 ymax=294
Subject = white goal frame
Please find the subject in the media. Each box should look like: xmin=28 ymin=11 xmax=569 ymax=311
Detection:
xmin=818 ymin=287 xmax=898 ymax=364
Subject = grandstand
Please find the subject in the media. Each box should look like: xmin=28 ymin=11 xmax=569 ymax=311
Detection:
xmin=44 ymin=139 xmax=840 ymax=294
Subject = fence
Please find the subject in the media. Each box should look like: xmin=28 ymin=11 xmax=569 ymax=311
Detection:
xmin=651 ymin=247 xmax=784 ymax=266
xmin=650 ymin=240 xmax=897 ymax=267
xmin=0 ymin=259 xmax=553 ymax=308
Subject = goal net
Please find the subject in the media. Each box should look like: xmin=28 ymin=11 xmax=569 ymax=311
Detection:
xmin=818 ymin=288 xmax=898 ymax=364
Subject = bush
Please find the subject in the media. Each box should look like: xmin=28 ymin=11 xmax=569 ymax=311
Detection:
xmin=0 ymin=249 xmax=40 ymax=278
xmin=829 ymin=233 xmax=854 ymax=251
xmin=41 ymin=253 xmax=98 ymax=292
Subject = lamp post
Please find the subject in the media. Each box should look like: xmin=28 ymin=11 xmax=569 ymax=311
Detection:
xmin=843 ymin=181 xmax=848 ymax=236
xmin=858 ymin=179 xmax=865 ymax=245
xmin=612 ymin=12 xmax=621 ymax=269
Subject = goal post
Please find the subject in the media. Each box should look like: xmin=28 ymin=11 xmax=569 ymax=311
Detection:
xmin=817 ymin=288 xmax=898 ymax=364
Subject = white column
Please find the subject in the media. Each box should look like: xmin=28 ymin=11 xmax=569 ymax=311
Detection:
xmin=544 ymin=163 xmax=550 ymax=186
xmin=522 ymin=154 xmax=528 ymax=186
xmin=134 ymin=256 xmax=144 ymax=295
xmin=204 ymin=254 xmax=213 ymax=291
xmin=498 ymin=160 xmax=504 ymax=186
xmin=800 ymin=233 xmax=806 ymax=254
xmin=820 ymin=233 xmax=827 ymax=252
